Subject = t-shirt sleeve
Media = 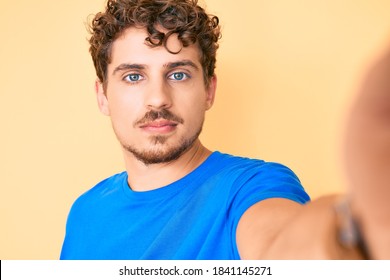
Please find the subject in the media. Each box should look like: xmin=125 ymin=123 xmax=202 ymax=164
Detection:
xmin=232 ymin=162 xmax=309 ymax=213
xmin=228 ymin=161 xmax=310 ymax=258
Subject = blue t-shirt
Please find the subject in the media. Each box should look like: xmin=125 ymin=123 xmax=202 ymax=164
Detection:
xmin=60 ymin=151 xmax=309 ymax=260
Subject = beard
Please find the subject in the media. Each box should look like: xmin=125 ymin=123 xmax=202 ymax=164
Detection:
xmin=121 ymin=127 xmax=202 ymax=165
xmin=114 ymin=109 xmax=204 ymax=165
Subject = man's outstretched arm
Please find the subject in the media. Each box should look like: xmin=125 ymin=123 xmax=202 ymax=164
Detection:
xmin=237 ymin=47 xmax=390 ymax=260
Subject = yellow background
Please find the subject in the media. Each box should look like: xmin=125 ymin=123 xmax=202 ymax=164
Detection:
xmin=1 ymin=0 xmax=389 ymax=259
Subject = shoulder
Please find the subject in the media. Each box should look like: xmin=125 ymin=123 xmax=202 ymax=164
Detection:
xmin=212 ymin=151 xmax=309 ymax=203
xmin=213 ymin=151 xmax=301 ymax=182
xmin=70 ymin=171 xmax=127 ymax=210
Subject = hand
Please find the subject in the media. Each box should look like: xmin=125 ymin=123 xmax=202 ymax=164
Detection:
xmin=344 ymin=47 xmax=390 ymax=259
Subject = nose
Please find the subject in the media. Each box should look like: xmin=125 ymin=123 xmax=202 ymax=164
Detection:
xmin=144 ymin=79 xmax=173 ymax=110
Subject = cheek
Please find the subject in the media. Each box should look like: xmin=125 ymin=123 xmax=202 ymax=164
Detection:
xmin=178 ymin=85 xmax=209 ymax=109
xmin=181 ymin=93 xmax=209 ymax=126
xmin=108 ymin=92 xmax=142 ymax=116
xmin=107 ymin=101 xmax=140 ymax=134
xmin=184 ymin=105 xmax=207 ymax=130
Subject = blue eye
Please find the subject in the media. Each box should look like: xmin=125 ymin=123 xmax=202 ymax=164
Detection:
xmin=124 ymin=74 xmax=142 ymax=82
xmin=169 ymin=72 xmax=189 ymax=81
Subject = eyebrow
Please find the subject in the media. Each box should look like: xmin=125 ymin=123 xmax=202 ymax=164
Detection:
xmin=112 ymin=63 xmax=145 ymax=76
xmin=112 ymin=60 xmax=200 ymax=76
xmin=164 ymin=60 xmax=199 ymax=71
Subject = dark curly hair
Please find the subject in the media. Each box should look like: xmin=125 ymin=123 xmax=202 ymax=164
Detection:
xmin=89 ymin=0 xmax=221 ymax=86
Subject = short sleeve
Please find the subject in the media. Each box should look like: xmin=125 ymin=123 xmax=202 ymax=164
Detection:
xmin=227 ymin=162 xmax=310 ymax=258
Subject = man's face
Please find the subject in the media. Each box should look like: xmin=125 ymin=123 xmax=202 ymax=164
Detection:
xmin=96 ymin=27 xmax=216 ymax=165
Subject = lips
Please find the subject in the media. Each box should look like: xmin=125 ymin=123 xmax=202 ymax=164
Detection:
xmin=139 ymin=119 xmax=178 ymax=133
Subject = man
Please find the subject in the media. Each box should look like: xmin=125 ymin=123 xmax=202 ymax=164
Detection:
xmin=60 ymin=0 xmax=389 ymax=259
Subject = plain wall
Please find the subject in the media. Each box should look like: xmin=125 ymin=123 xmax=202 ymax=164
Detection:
xmin=1 ymin=0 xmax=389 ymax=259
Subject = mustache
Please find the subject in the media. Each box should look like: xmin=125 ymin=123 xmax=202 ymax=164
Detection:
xmin=134 ymin=109 xmax=184 ymax=127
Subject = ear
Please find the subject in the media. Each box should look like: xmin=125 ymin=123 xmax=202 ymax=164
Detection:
xmin=95 ymin=79 xmax=110 ymax=116
xmin=205 ymin=75 xmax=217 ymax=110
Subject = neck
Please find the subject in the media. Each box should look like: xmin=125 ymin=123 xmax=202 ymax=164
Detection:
xmin=123 ymin=140 xmax=211 ymax=191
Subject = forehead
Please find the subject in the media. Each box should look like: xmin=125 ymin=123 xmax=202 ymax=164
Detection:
xmin=109 ymin=27 xmax=202 ymax=70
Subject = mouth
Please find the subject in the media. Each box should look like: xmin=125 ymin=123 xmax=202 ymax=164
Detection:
xmin=139 ymin=119 xmax=178 ymax=133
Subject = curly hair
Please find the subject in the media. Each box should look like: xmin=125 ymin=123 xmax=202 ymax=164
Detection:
xmin=89 ymin=0 xmax=221 ymax=86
